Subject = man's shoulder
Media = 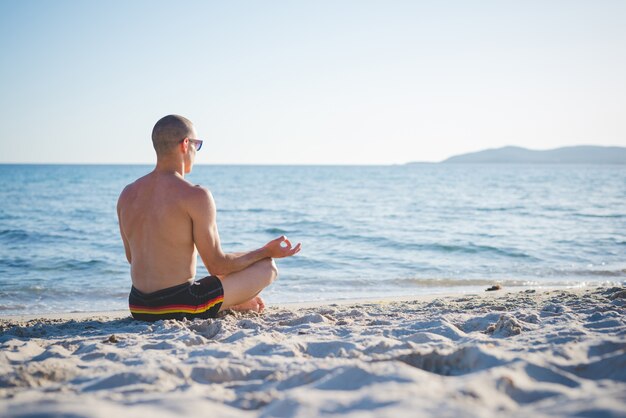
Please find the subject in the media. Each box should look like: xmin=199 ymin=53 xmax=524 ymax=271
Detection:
xmin=117 ymin=173 xmax=154 ymax=207
xmin=118 ymin=179 xmax=139 ymax=204
xmin=184 ymin=183 xmax=213 ymax=204
xmin=118 ymin=173 xmax=148 ymax=197
xmin=179 ymin=183 xmax=216 ymax=220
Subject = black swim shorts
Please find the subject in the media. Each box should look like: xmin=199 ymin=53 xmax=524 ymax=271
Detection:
xmin=129 ymin=275 xmax=224 ymax=321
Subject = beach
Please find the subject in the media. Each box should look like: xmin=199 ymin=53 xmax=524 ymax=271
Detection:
xmin=2 ymin=1 xmax=626 ymax=416
xmin=1 ymin=285 xmax=625 ymax=417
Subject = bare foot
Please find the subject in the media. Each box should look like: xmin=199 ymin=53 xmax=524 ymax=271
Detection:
xmin=229 ymin=296 xmax=265 ymax=313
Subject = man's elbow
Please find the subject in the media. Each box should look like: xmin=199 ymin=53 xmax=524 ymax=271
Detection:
xmin=202 ymin=251 xmax=233 ymax=276
xmin=206 ymin=255 xmax=230 ymax=277
xmin=209 ymin=265 xmax=229 ymax=277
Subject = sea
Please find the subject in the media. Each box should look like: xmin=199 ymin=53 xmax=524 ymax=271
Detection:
xmin=0 ymin=164 xmax=625 ymax=315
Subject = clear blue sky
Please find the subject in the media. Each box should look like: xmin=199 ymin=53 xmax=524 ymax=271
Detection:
xmin=1 ymin=0 xmax=625 ymax=164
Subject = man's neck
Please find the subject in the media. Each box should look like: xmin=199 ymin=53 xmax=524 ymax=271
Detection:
xmin=154 ymin=158 xmax=186 ymax=177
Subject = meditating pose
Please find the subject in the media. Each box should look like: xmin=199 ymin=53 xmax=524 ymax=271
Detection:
xmin=117 ymin=115 xmax=301 ymax=321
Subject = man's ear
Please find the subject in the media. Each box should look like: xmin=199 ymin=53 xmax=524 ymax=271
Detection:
xmin=180 ymin=138 xmax=189 ymax=153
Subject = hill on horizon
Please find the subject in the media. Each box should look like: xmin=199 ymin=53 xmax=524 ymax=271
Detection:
xmin=439 ymin=145 xmax=626 ymax=164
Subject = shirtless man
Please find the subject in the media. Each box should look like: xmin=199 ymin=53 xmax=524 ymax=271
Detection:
xmin=117 ymin=115 xmax=301 ymax=321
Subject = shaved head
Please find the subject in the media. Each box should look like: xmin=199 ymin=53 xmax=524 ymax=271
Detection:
xmin=151 ymin=115 xmax=195 ymax=155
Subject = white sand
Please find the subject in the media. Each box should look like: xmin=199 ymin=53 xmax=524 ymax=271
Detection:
xmin=1 ymin=286 xmax=625 ymax=417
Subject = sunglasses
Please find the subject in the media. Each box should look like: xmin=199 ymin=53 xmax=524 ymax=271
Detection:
xmin=180 ymin=137 xmax=203 ymax=151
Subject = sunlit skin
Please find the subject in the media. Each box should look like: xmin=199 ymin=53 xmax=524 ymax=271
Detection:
xmin=117 ymin=119 xmax=301 ymax=313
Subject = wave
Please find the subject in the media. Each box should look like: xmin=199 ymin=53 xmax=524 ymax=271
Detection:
xmin=546 ymin=267 xmax=626 ymax=278
xmin=391 ymin=278 xmax=535 ymax=288
xmin=0 ymin=229 xmax=30 ymax=242
xmin=317 ymin=232 xmax=537 ymax=260
xmin=285 ymin=219 xmax=343 ymax=230
xmin=221 ymin=207 xmax=306 ymax=217
xmin=0 ymin=257 xmax=32 ymax=269
xmin=0 ymin=258 xmax=111 ymax=273
xmin=280 ymin=255 xmax=351 ymax=270
xmin=573 ymin=213 xmax=626 ymax=219
xmin=0 ymin=228 xmax=69 ymax=244
xmin=264 ymin=227 xmax=289 ymax=235
xmin=220 ymin=207 xmax=268 ymax=213
xmin=390 ymin=276 xmax=626 ymax=288
xmin=0 ymin=229 xmax=33 ymax=244
xmin=474 ymin=205 xmax=526 ymax=212
xmin=1 ymin=285 xmax=130 ymax=301
xmin=259 ymin=220 xmax=343 ymax=236
xmin=35 ymin=259 xmax=108 ymax=271
xmin=429 ymin=242 xmax=534 ymax=259
xmin=0 ymin=304 xmax=27 ymax=311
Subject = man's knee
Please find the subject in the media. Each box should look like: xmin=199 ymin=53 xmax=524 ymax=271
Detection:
xmin=259 ymin=258 xmax=278 ymax=286
xmin=268 ymin=258 xmax=279 ymax=283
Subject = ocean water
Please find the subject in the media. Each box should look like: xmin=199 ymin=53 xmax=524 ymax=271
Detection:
xmin=0 ymin=164 xmax=624 ymax=315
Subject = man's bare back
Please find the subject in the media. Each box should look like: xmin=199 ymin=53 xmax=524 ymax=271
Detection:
xmin=117 ymin=115 xmax=301 ymax=320
xmin=117 ymin=171 xmax=201 ymax=293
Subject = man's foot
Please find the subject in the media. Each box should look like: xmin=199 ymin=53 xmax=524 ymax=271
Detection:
xmin=229 ymin=296 xmax=265 ymax=313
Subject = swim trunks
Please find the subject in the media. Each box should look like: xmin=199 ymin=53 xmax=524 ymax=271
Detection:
xmin=129 ymin=275 xmax=224 ymax=321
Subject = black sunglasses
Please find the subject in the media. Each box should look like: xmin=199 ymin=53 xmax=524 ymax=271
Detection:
xmin=180 ymin=138 xmax=203 ymax=151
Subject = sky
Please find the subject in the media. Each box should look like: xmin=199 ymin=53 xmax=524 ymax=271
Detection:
xmin=0 ymin=0 xmax=625 ymax=165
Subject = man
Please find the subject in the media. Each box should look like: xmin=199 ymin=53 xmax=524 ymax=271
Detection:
xmin=117 ymin=114 xmax=301 ymax=321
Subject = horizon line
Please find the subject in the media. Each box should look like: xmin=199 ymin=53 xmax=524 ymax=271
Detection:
xmin=0 ymin=161 xmax=439 ymax=166
xmin=2 ymin=145 xmax=624 ymax=166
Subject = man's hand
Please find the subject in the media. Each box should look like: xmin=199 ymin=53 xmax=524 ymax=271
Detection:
xmin=263 ymin=236 xmax=302 ymax=258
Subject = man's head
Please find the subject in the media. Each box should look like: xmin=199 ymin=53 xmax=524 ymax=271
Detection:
xmin=152 ymin=115 xmax=201 ymax=173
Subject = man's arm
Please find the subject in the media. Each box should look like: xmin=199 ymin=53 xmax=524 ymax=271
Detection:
xmin=117 ymin=192 xmax=132 ymax=263
xmin=190 ymin=187 xmax=300 ymax=276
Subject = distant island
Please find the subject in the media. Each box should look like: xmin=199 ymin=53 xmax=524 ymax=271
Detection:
xmin=438 ymin=145 xmax=626 ymax=164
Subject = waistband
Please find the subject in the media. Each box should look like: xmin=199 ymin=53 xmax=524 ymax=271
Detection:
xmin=130 ymin=280 xmax=194 ymax=301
